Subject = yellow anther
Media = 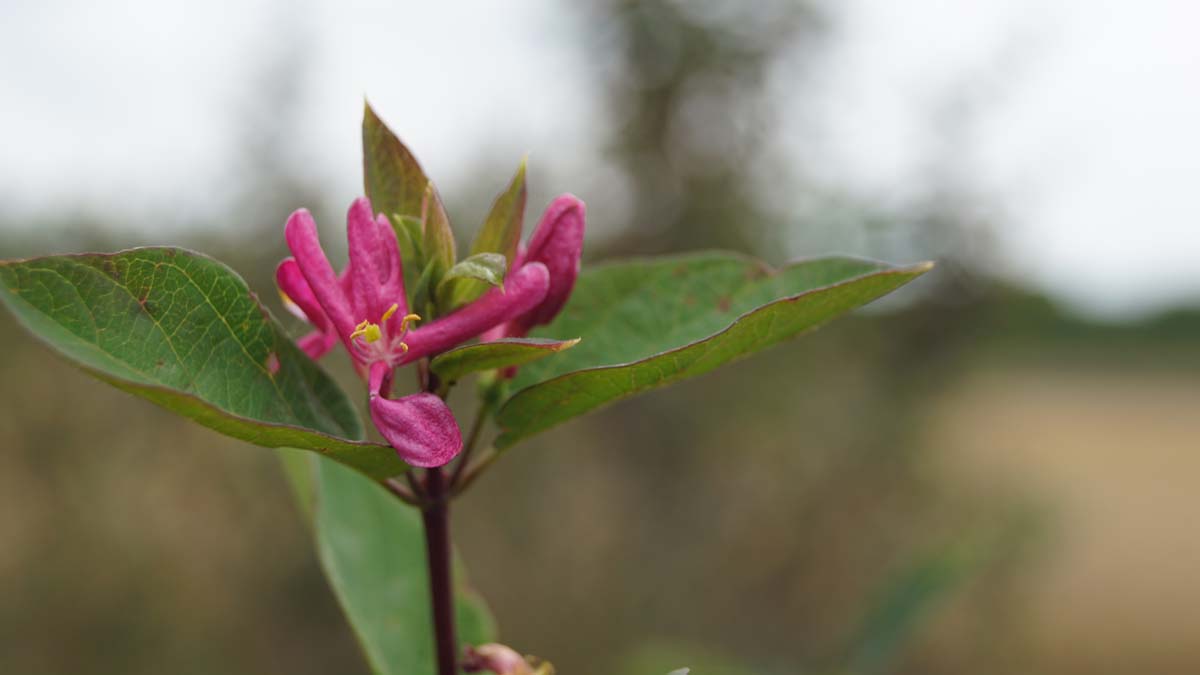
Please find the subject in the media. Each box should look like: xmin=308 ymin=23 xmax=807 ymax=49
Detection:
xmin=399 ymin=313 xmax=421 ymax=332
xmin=349 ymin=319 xmax=383 ymax=343
xmin=380 ymin=303 xmax=399 ymax=322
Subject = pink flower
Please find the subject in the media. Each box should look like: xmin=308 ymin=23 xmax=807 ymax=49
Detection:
xmin=276 ymin=197 xmax=551 ymax=467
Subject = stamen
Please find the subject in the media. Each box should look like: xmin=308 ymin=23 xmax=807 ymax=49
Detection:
xmin=380 ymin=303 xmax=399 ymax=322
xmin=398 ymin=313 xmax=421 ymax=333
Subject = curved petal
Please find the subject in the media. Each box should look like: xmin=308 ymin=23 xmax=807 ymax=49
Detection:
xmin=276 ymin=258 xmax=331 ymax=333
xmin=514 ymin=194 xmax=585 ymax=331
xmin=284 ymin=208 xmax=356 ymax=341
xmin=402 ymin=262 xmax=550 ymax=361
xmin=376 ymin=213 xmax=409 ymax=335
xmin=297 ymin=330 xmax=338 ymax=360
xmin=369 ymin=392 xmax=463 ymax=468
xmin=346 ymin=197 xmax=385 ymax=322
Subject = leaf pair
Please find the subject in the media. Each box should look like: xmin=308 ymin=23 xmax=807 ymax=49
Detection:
xmin=0 ymin=248 xmax=932 ymax=475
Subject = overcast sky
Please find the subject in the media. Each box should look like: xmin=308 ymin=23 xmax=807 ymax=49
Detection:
xmin=2 ymin=0 xmax=1197 ymax=318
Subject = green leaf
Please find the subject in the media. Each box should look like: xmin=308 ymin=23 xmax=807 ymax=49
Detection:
xmin=470 ymin=159 xmax=526 ymax=265
xmin=410 ymin=258 xmax=441 ymax=321
xmin=430 ymin=337 xmax=581 ymax=383
xmin=421 ymin=182 xmax=456 ymax=278
xmin=496 ymin=253 xmax=933 ymax=447
xmin=0 ymin=247 xmax=410 ymax=479
xmin=436 ymin=253 xmax=507 ymax=311
xmin=312 ymin=458 xmax=496 ymax=675
xmin=363 ymin=101 xmax=429 ymax=222
xmin=364 ymin=101 xmax=431 ymax=295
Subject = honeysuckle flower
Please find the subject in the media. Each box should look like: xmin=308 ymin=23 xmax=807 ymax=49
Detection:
xmin=276 ymin=197 xmax=552 ymax=467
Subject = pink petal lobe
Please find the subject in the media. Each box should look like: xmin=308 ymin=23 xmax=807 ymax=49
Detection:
xmin=402 ymin=262 xmax=550 ymax=361
xmin=284 ymin=209 xmax=356 ymax=341
xmin=376 ymin=213 xmax=409 ymax=333
xmin=514 ymin=194 xmax=585 ymax=332
xmin=369 ymin=392 xmax=463 ymax=468
xmin=346 ymin=197 xmax=385 ymax=321
xmin=276 ymin=258 xmax=331 ymax=332
xmin=297 ymin=331 xmax=338 ymax=360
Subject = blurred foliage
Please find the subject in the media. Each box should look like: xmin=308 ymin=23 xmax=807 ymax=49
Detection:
xmin=2 ymin=1 xmax=1199 ymax=675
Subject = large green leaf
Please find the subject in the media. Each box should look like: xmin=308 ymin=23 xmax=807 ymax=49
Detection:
xmin=496 ymin=253 xmax=933 ymax=447
xmin=311 ymin=457 xmax=496 ymax=675
xmin=0 ymin=247 xmax=409 ymax=479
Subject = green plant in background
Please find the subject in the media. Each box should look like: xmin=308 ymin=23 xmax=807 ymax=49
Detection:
xmin=0 ymin=103 xmax=932 ymax=674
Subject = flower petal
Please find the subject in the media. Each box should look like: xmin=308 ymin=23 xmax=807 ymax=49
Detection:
xmin=297 ymin=330 xmax=339 ymax=360
xmin=346 ymin=197 xmax=386 ymax=322
xmin=376 ymin=213 xmax=409 ymax=334
xmin=284 ymin=208 xmax=356 ymax=341
xmin=402 ymin=262 xmax=550 ymax=361
xmin=276 ymin=258 xmax=331 ymax=333
xmin=369 ymin=392 xmax=463 ymax=468
xmin=514 ymin=194 xmax=585 ymax=331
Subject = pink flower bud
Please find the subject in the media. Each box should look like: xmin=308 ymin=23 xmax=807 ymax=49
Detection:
xmin=511 ymin=194 xmax=585 ymax=333
xmin=463 ymin=644 xmax=533 ymax=675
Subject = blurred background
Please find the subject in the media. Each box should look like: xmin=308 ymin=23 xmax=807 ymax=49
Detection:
xmin=2 ymin=1 xmax=1198 ymax=673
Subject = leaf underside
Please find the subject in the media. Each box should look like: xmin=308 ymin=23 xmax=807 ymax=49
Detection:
xmin=430 ymin=337 xmax=581 ymax=383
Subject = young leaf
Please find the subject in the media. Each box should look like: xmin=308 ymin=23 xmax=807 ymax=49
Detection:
xmin=393 ymin=214 xmax=426 ymax=262
xmin=410 ymin=258 xmax=441 ymax=321
xmin=495 ymin=254 xmax=933 ymax=447
xmin=470 ymin=159 xmax=526 ymax=265
xmin=0 ymin=248 xmax=409 ymax=479
xmin=435 ymin=252 xmax=507 ymax=311
xmin=421 ymin=182 xmax=456 ymax=277
xmin=429 ymin=337 xmax=580 ymax=383
xmin=364 ymin=101 xmax=430 ymax=294
xmin=311 ymin=457 xmax=496 ymax=675
xmin=364 ymin=101 xmax=429 ymax=221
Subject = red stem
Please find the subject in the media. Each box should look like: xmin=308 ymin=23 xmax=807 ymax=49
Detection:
xmin=421 ymin=466 xmax=457 ymax=675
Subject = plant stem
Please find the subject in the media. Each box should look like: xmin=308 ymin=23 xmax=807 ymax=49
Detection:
xmin=421 ymin=466 xmax=457 ymax=675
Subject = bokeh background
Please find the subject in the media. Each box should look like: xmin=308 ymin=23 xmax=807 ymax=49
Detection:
xmin=3 ymin=1 xmax=1199 ymax=673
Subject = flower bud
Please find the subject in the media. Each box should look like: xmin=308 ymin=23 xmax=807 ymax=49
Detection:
xmin=463 ymin=644 xmax=536 ymax=675
xmin=509 ymin=194 xmax=585 ymax=334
